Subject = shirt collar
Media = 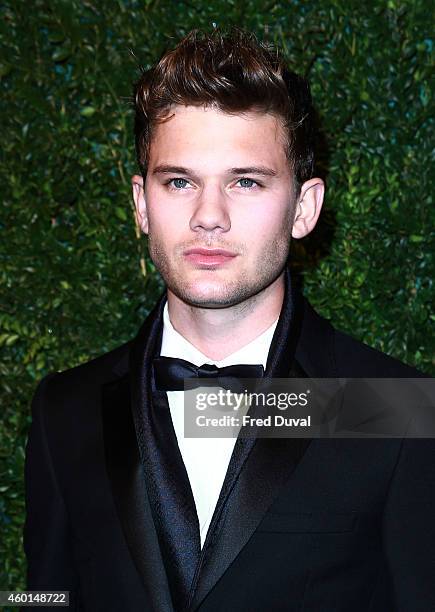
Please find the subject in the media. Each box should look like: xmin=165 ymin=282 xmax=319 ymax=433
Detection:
xmin=160 ymin=301 xmax=278 ymax=369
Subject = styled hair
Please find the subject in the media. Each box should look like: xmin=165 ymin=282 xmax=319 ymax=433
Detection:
xmin=133 ymin=28 xmax=315 ymax=190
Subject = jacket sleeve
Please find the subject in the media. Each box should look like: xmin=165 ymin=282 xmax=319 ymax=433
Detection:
xmin=23 ymin=374 xmax=81 ymax=608
xmin=382 ymin=437 xmax=435 ymax=611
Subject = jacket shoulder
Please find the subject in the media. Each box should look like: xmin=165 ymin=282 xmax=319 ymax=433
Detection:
xmin=38 ymin=339 xmax=132 ymax=403
xmin=333 ymin=324 xmax=424 ymax=378
xmin=301 ymin=297 xmax=424 ymax=378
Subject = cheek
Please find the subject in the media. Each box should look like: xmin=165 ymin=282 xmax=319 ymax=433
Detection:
xmin=147 ymin=207 xmax=180 ymax=242
xmin=237 ymin=203 xmax=292 ymax=240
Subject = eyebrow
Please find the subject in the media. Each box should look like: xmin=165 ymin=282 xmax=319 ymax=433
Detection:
xmin=152 ymin=165 xmax=193 ymax=175
xmin=228 ymin=166 xmax=278 ymax=177
xmin=152 ymin=164 xmax=278 ymax=177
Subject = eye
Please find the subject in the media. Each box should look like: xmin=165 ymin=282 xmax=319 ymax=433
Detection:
xmin=236 ymin=178 xmax=259 ymax=189
xmin=168 ymin=178 xmax=191 ymax=189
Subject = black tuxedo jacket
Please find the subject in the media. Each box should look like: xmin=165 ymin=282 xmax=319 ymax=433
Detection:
xmin=24 ymin=291 xmax=435 ymax=611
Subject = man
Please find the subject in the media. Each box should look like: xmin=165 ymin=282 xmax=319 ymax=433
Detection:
xmin=24 ymin=29 xmax=435 ymax=611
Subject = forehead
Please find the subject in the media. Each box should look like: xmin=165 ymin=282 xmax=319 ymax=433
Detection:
xmin=147 ymin=105 xmax=288 ymax=170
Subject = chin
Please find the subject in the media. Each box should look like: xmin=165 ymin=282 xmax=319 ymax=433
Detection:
xmin=169 ymin=277 xmax=260 ymax=309
xmin=179 ymin=284 xmax=234 ymax=308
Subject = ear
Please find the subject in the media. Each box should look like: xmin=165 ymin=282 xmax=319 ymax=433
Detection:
xmin=131 ymin=174 xmax=148 ymax=234
xmin=291 ymin=178 xmax=325 ymax=239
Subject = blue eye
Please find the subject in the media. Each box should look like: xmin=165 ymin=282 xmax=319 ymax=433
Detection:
xmin=170 ymin=178 xmax=189 ymax=189
xmin=237 ymin=178 xmax=257 ymax=189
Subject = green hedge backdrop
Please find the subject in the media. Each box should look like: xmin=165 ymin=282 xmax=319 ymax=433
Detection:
xmin=1 ymin=0 xmax=434 ymax=594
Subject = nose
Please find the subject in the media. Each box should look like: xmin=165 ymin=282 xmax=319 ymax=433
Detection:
xmin=189 ymin=183 xmax=231 ymax=234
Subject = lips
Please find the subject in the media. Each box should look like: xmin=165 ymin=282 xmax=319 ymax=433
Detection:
xmin=184 ymin=248 xmax=237 ymax=267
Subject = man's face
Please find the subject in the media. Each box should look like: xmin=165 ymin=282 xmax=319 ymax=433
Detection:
xmin=142 ymin=105 xmax=296 ymax=308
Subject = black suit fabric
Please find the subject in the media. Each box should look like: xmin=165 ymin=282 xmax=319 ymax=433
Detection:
xmin=23 ymin=281 xmax=435 ymax=611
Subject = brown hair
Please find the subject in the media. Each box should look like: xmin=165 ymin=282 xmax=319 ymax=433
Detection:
xmin=133 ymin=28 xmax=315 ymax=190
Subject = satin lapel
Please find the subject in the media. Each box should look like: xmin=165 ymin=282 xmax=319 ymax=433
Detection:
xmin=189 ymin=270 xmax=336 ymax=610
xmin=102 ymin=295 xmax=174 ymax=612
xmin=190 ymin=436 xmax=311 ymax=609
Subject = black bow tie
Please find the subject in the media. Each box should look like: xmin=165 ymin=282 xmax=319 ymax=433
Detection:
xmin=153 ymin=356 xmax=264 ymax=391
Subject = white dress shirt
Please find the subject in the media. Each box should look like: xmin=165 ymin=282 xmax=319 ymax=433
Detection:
xmin=160 ymin=302 xmax=278 ymax=547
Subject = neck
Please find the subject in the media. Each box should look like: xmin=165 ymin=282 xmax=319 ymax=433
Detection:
xmin=166 ymin=273 xmax=285 ymax=361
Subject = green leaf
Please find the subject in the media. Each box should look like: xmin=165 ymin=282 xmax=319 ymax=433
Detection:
xmin=115 ymin=207 xmax=128 ymax=221
xmin=48 ymin=31 xmax=66 ymax=43
xmin=80 ymin=106 xmax=96 ymax=118
xmin=0 ymin=63 xmax=12 ymax=78
xmin=5 ymin=335 xmax=19 ymax=346
xmin=52 ymin=46 xmax=71 ymax=62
